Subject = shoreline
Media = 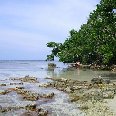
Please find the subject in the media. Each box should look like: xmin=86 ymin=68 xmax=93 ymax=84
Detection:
xmin=43 ymin=77 xmax=116 ymax=116
xmin=69 ymin=63 xmax=116 ymax=72
xmin=0 ymin=75 xmax=85 ymax=116
xmin=0 ymin=74 xmax=116 ymax=115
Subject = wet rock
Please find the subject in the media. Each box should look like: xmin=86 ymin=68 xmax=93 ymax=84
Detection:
xmin=39 ymin=83 xmax=52 ymax=88
xmin=40 ymin=77 xmax=116 ymax=105
xmin=36 ymin=108 xmax=48 ymax=116
xmin=90 ymin=90 xmax=103 ymax=101
xmin=16 ymin=86 xmax=25 ymax=89
xmin=25 ymin=103 xmax=37 ymax=111
xmin=60 ymin=78 xmax=69 ymax=82
xmin=83 ymin=101 xmax=114 ymax=116
xmin=21 ymin=108 xmax=48 ymax=116
xmin=102 ymin=90 xmax=115 ymax=99
xmin=79 ymin=105 xmax=89 ymax=110
xmin=41 ymin=92 xmax=55 ymax=98
xmin=20 ymin=75 xmax=38 ymax=83
xmin=104 ymin=79 xmax=111 ymax=84
xmin=70 ymin=95 xmax=81 ymax=102
xmin=38 ymin=77 xmax=116 ymax=116
xmin=22 ymin=92 xmax=39 ymax=101
xmin=0 ymin=106 xmax=23 ymax=113
xmin=0 ymin=84 xmax=6 ymax=86
xmin=11 ymin=75 xmax=38 ymax=83
xmin=45 ymin=77 xmax=53 ymax=80
xmin=10 ymin=77 xmax=21 ymax=81
xmin=15 ymin=89 xmax=40 ymax=101
xmin=15 ymin=88 xmax=55 ymax=101
xmin=101 ymin=83 xmax=116 ymax=92
xmin=20 ymin=111 xmax=37 ymax=116
xmin=23 ymin=95 xmax=39 ymax=101
xmin=0 ymin=90 xmax=11 ymax=95
xmin=48 ymin=63 xmax=56 ymax=68
xmin=7 ymin=88 xmax=16 ymax=91
xmin=0 ymin=95 xmax=38 ymax=114
xmin=10 ymin=82 xmax=23 ymax=85
xmin=65 ymin=87 xmax=74 ymax=93
xmin=0 ymin=107 xmax=10 ymax=112
xmin=91 ymin=77 xmax=104 ymax=84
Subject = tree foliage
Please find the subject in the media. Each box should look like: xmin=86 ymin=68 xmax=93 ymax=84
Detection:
xmin=46 ymin=0 xmax=116 ymax=65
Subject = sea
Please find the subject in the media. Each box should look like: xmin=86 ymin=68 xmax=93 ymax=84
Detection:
xmin=0 ymin=60 xmax=115 ymax=116
xmin=0 ymin=60 xmax=115 ymax=81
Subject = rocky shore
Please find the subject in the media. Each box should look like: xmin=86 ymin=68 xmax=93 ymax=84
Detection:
xmin=70 ymin=63 xmax=116 ymax=72
xmin=0 ymin=75 xmax=116 ymax=116
xmin=41 ymin=77 xmax=116 ymax=116
xmin=0 ymin=75 xmax=54 ymax=116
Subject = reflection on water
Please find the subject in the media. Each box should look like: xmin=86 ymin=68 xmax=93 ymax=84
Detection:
xmin=47 ymin=67 xmax=116 ymax=82
xmin=0 ymin=60 xmax=115 ymax=82
xmin=101 ymin=73 xmax=116 ymax=80
xmin=0 ymin=61 xmax=85 ymax=116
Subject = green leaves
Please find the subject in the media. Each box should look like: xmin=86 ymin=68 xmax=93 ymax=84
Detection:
xmin=46 ymin=0 xmax=116 ymax=65
xmin=47 ymin=54 xmax=54 ymax=61
xmin=47 ymin=42 xmax=59 ymax=48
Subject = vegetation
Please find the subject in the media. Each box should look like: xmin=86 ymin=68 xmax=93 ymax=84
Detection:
xmin=47 ymin=0 xmax=116 ymax=65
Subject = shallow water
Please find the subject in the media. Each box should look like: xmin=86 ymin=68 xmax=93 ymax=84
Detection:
xmin=0 ymin=60 xmax=115 ymax=81
xmin=0 ymin=60 xmax=115 ymax=116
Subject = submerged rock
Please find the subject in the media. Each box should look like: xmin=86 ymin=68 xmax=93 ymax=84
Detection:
xmin=41 ymin=77 xmax=116 ymax=103
xmin=0 ymin=90 xmax=11 ymax=95
xmin=10 ymin=82 xmax=23 ymax=85
xmin=10 ymin=75 xmax=38 ymax=83
xmin=20 ymin=108 xmax=48 ymax=116
xmin=40 ymin=92 xmax=55 ymax=99
xmin=25 ymin=103 xmax=37 ymax=111
xmin=91 ymin=77 xmax=104 ymax=84
xmin=15 ymin=88 xmax=55 ymax=101
xmin=48 ymin=63 xmax=56 ymax=68
xmin=36 ymin=108 xmax=48 ymax=116
xmin=0 ymin=84 xmax=6 ymax=86
xmin=69 ymin=95 xmax=81 ymax=102
xmin=0 ymin=95 xmax=25 ymax=113
xmin=16 ymin=86 xmax=25 ymax=89
xmin=21 ymin=75 xmax=38 ymax=83
xmin=102 ymin=90 xmax=115 ymax=99
xmin=15 ymin=88 xmax=40 ymax=101
xmin=20 ymin=111 xmax=36 ymax=116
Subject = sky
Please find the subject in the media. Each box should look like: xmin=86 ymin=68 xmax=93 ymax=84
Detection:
xmin=0 ymin=0 xmax=100 ymax=60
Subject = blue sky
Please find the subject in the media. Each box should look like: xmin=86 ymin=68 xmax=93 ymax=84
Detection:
xmin=0 ymin=0 xmax=100 ymax=60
